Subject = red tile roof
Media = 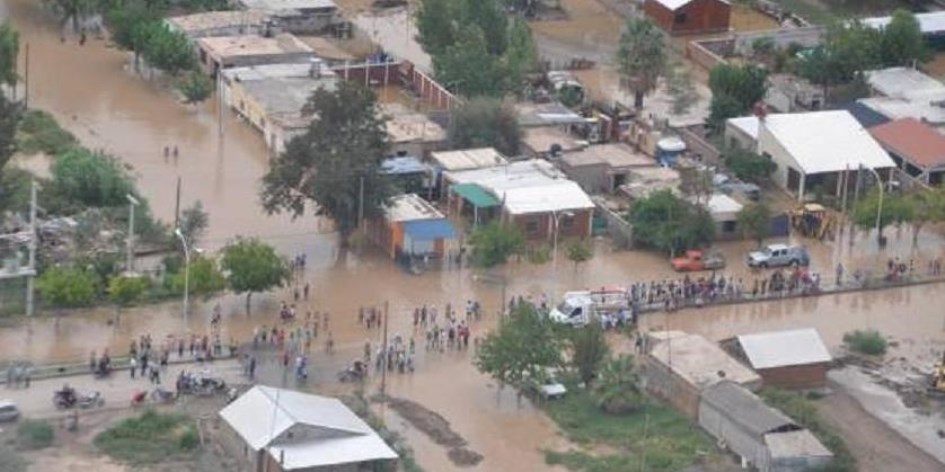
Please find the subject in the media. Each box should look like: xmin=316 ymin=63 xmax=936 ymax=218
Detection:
xmin=869 ymin=118 xmax=945 ymax=169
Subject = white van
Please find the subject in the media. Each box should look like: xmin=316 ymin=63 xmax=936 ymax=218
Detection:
xmin=0 ymin=400 xmax=20 ymax=423
xmin=548 ymin=289 xmax=630 ymax=327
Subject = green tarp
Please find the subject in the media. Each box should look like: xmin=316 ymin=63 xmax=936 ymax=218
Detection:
xmin=452 ymin=183 xmax=500 ymax=208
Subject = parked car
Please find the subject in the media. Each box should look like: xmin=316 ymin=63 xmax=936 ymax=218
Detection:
xmin=0 ymin=400 xmax=20 ymax=423
xmin=671 ymin=250 xmax=726 ymax=272
xmin=747 ymin=244 xmax=810 ymax=268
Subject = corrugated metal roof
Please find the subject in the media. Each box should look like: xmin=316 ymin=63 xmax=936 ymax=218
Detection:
xmin=726 ymin=116 xmax=760 ymax=140
xmin=764 ymin=430 xmax=833 ymax=460
xmin=701 ymin=381 xmax=798 ymax=438
xmin=869 ymin=118 xmax=945 ymax=169
xmin=431 ymin=148 xmax=507 ymax=172
xmin=384 ymin=194 xmax=444 ymax=222
xmin=381 ymin=156 xmax=426 ymax=175
xmin=404 ymin=219 xmax=456 ymax=241
xmin=451 ymin=183 xmax=500 ymax=208
xmin=502 ymin=180 xmax=595 ymax=215
xmin=737 ymin=328 xmax=832 ymax=369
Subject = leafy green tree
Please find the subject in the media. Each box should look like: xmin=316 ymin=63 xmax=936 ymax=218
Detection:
xmin=724 ymin=148 xmax=776 ymax=184
xmin=433 ymin=25 xmax=504 ymax=97
xmin=178 ymin=201 xmax=208 ymax=248
xmin=796 ymin=21 xmax=882 ymax=97
xmin=0 ymin=93 xmax=22 ymax=171
xmin=616 ymin=18 xmax=666 ymax=109
xmin=852 ymin=188 xmax=913 ymax=241
xmin=678 ymin=166 xmax=713 ymax=205
xmin=592 ymin=355 xmax=643 ymax=415
xmin=170 ymin=255 xmax=225 ymax=297
xmin=569 ymin=320 xmax=609 ymax=386
xmin=475 ymin=303 xmax=563 ymax=392
xmin=177 ymin=71 xmax=212 ymax=106
xmin=628 ymin=189 xmax=716 ymax=256
xmin=566 ymin=240 xmax=592 ymax=270
xmin=51 ymin=148 xmax=136 ymax=208
xmin=16 ymin=109 xmax=77 ymax=156
xmin=460 ymin=0 xmax=507 ymax=55
xmin=140 ymin=24 xmax=196 ymax=76
xmin=262 ymin=83 xmax=395 ymax=248
xmin=469 ymin=222 xmax=526 ymax=268
xmin=38 ymin=266 xmax=98 ymax=308
xmin=737 ymin=202 xmax=771 ymax=248
xmin=416 ymin=0 xmax=458 ymax=56
xmin=0 ymin=22 xmax=19 ymax=90
xmin=501 ymin=19 xmax=538 ymax=96
xmin=108 ymin=275 xmax=149 ymax=308
xmin=447 ymin=97 xmax=521 ymax=156
xmin=220 ymin=238 xmax=289 ymax=313
xmin=708 ymin=63 xmax=767 ymax=130
xmin=903 ymin=188 xmax=945 ymax=246
xmin=880 ymin=10 xmax=930 ymax=67
xmin=665 ymin=62 xmax=699 ymax=116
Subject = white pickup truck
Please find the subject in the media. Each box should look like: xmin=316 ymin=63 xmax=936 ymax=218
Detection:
xmin=548 ymin=289 xmax=631 ymax=327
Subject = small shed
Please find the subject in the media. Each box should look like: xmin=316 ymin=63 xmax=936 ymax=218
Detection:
xmin=699 ymin=381 xmax=833 ymax=471
xmin=366 ymin=194 xmax=456 ymax=260
xmin=703 ymin=193 xmax=743 ymax=239
xmin=558 ymin=144 xmax=658 ymax=194
xmin=641 ymin=332 xmax=761 ymax=419
xmin=643 ymin=0 xmax=731 ymax=35
xmin=869 ymin=118 xmax=945 ymax=186
xmin=731 ymin=328 xmax=832 ymax=389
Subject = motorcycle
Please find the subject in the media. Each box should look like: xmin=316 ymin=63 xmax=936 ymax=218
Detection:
xmin=178 ymin=372 xmax=227 ymax=396
xmin=338 ymin=360 xmax=367 ymax=383
xmin=53 ymin=387 xmax=77 ymax=409
xmin=150 ymin=387 xmax=177 ymax=404
xmin=77 ymin=391 xmax=105 ymax=409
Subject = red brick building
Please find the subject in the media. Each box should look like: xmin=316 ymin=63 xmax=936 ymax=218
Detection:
xmin=643 ymin=0 xmax=731 ymax=35
xmin=728 ymin=328 xmax=832 ymax=389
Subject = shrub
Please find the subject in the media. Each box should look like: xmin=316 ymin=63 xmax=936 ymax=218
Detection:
xmin=94 ymin=410 xmax=198 ymax=464
xmin=842 ymin=329 xmax=887 ymax=356
xmin=178 ymin=426 xmax=199 ymax=450
xmin=469 ymin=222 xmax=525 ymax=268
xmin=37 ymin=266 xmax=99 ymax=308
xmin=17 ymin=110 xmax=77 ymax=155
xmin=17 ymin=419 xmax=54 ymax=449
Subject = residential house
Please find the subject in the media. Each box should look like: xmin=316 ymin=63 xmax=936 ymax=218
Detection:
xmin=869 ymin=118 xmax=945 ymax=186
xmin=221 ymin=62 xmax=338 ymax=152
xmin=640 ymin=331 xmax=762 ymax=419
xmin=165 ymin=10 xmax=271 ymax=40
xmin=764 ymin=74 xmax=824 ymax=113
xmin=643 ymin=0 xmax=731 ymax=35
xmin=196 ymin=33 xmax=316 ymax=76
xmin=366 ymin=193 xmax=456 ymax=260
xmin=381 ymin=155 xmax=431 ymax=196
xmin=558 ymin=143 xmax=658 ymax=194
xmin=219 ymin=385 xmax=398 ymax=472
xmin=755 ymin=110 xmax=895 ymax=200
xmin=521 ymin=127 xmax=584 ymax=160
xmin=381 ymin=103 xmax=446 ymax=159
xmin=704 ymin=193 xmax=743 ymax=239
xmin=726 ymin=328 xmax=832 ymax=389
xmin=859 ymin=67 xmax=945 ymax=128
xmin=863 ymin=11 xmax=945 ymax=47
xmin=618 ymin=166 xmax=681 ymax=200
xmin=699 ymin=381 xmax=833 ymax=471
xmin=238 ymin=0 xmax=340 ymax=34
xmin=429 ymin=148 xmax=507 ymax=192
xmin=724 ymin=115 xmax=760 ymax=151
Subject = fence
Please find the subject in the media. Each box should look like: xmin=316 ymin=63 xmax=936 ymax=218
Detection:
xmin=686 ymin=39 xmax=730 ymax=71
xmin=676 ymin=125 xmax=721 ymax=165
xmin=330 ymin=60 xmax=460 ymax=111
xmin=594 ymin=201 xmax=633 ymax=250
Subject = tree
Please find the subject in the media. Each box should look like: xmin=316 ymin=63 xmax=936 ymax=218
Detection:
xmin=0 ymin=93 xmax=23 ymax=172
xmin=592 ymin=355 xmax=643 ymax=415
xmin=42 ymin=0 xmax=104 ymax=34
xmin=724 ymin=148 xmax=776 ymax=184
xmin=108 ymin=275 xmax=149 ymax=306
xmin=881 ymin=10 xmax=930 ymax=67
xmin=0 ymin=22 xmax=19 ymax=90
xmin=416 ymin=0 xmax=456 ymax=56
xmin=501 ymin=19 xmax=538 ymax=96
xmin=177 ymin=71 xmax=212 ymax=106
xmin=904 ymin=188 xmax=945 ymax=246
xmin=475 ymin=303 xmax=563 ymax=392
xmin=628 ymin=189 xmax=716 ymax=256
xmin=569 ymin=320 xmax=609 ymax=386
xmin=220 ymin=238 xmax=289 ymax=313
xmin=566 ymin=240 xmax=592 ymax=270
xmin=737 ymin=202 xmax=771 ymax=248
xmin=178 ymin=201 xmax=208 ymax=248
xmin=665 ymin=62 xmax=699 ymax=116
xmin=447 ymin=97 xmax=522 ymax=156
xmin=852 ymin=188 xmax=913 ymax=241
xmin=616 ymin=18 xmax=666 ymax=109
xmin=38 ymin=266 xmax=98 ymax=308
xmin=170 ymin=255 xmax=225 ymax=297
xmin=433 ymin=25 xmax=504 ymax=97
xmin=261 ymin=82 xmax=396 ymax=248
xmin=51 ymin=148 xmax=136 ymax=208
xmin=469 ymin=222 xmax=525 ymax=268
xmin=678 ymin=166 xmax=713 ymax=205
xmin=140 ymin=25 xmax=196 ymax=76
xmin=708 ymin=63 xmax=767 ymax=130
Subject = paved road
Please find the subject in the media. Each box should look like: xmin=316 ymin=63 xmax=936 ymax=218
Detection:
xmin=0 ymin=359 xmax=245 ymax=420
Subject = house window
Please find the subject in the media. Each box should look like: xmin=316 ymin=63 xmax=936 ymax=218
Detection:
xmin=722 ymin=221 xmax=737 ymax=233
xmin=561 ymin=216 xmax=574 ymax=229
xmin=674 ymin=13 xmax=687 ymax=24
xmin=525 ymin=220 xmax=540 ymax=235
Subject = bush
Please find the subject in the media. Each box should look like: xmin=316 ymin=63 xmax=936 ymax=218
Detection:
xmin=94 ymin=410 xmax=198 ymax=464
xmin=526 ymin=244 xmax=551 ymax=265
xmin=17 ymin=419 xmax=54 ymax=449
xmin=178 ymin=426 xmax=199 ymax=451
xmin=37 ymin=266 xmax=99 ymax=308
xmin=16 ymin=110 xmax=77 ymax=155
xmin=842 ymin=329 xmax=887 ymax=356
xmin=51 ymin=148 xmax=136 ymax=208
xmin=469 ymin=222 xmax=525 ymax=268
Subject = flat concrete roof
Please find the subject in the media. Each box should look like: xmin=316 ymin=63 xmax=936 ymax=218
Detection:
xmin=561 ymin=143 xmax=656 ymax=169
xmin=380 ymin=103 xmax=445 ymax=144
xmin=431 ymin=148 xmax=507 ymax=172
xmin=239 ymin=0 xmax=337 ymax=12
xmin=167 ymin=10 xmax=269 ymax=34
xmin=385 ymin=194 xmax=444 ymax=222
xmin=198 ymin=34 xmax=313 ymax=60
xmin=648 ymin=332 xmax=761 ymax=389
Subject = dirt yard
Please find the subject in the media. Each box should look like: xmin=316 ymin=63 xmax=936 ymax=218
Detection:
xmin=730 ymin=4 xmax=780 ymax=32
xmin=529 ymin=0 xmax=624 ymax=50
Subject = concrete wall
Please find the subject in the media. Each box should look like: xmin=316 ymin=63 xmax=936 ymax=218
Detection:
xmin=272 ymin=10 xmax=337 ymax=35
xmin=678 ymin=126 xmax=722 ymax=164
xmin=686 ymin=39 xmax=729 ymax=71
xmin=645 ymin=0 xmax=731 ymax=35
xmin=698 ymin=399 xmax=770 ymax=469
xmin=732 ymin=26 xmax=826 ymax=57
xmin=640 ymin=357 xmax=702 ymax=419
xmin=723 ymin=123 xmax=756 ymax=152
xmin=559 ymin=162 xmax=609 ymax=194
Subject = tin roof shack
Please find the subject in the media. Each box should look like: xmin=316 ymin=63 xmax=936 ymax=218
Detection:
xmin=366 ymin=194 xmax=456 ymax=260
xmin=219 ymin=385 xmax=398 ymax=472
xmin=726 ymin=328 xmax=832 ymax=389
xmin=165 ymin=10 xmax=271 ymax=40
xmin=381 ymin=155 xmax=430 ymax=196
xmin=641 ymin=332 xmax=761 ymax=419
xmin=197 ymin=33 xmax=315 ymax=76
xmin=869 ymin=118 xmax=945 ymax=186
xmin=643 ymin=0 xmax=731 ymax=36
xmin=238 ymin=0 xmax=339 ymax=34
xmin=430 ymin=148 xmax=507 ymax=193
xmin=699 ymin=381 xmax=833 ymax=471
xmin=381 ymin=103 xmax=446 ymax=159
xmin=221 ymin=62 xmax=338 ymax=153
xmin=558 ymin=144 xmax=658 ymax=194
xmin=703 ymin=193 xmax=743 ymax=240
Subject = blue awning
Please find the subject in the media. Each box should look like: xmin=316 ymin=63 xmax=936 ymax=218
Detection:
xmin=404 ymin=219 xmax=456 ymax=241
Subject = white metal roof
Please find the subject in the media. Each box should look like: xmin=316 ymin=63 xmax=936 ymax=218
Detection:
xmin=431 ymin=148 xmax=507 ymax=172
xmin=501 ymin=180 xmax=595 ymax=215
xmin=650 ymin=0 xmax=715 ymax=10
xmin=858 ymin=97 xmax=945 ymax=125
xmin=703 ymin=193 xmax=743 ymax=222
xmin=866 ymin=67 xmax=945 ymax=102
xmin=445 ymin=159 xmax=563 ymax=186
xmin=737 ymin=328 xmax=832 ymax=369
xmin=759 ymin=111 xmax=895 ymax=175
xmin=219 ymin=386 xmax=397 ymax=468
xmin=384 ymin=194 xmax=444 ymax=222
xmin=863 ymin=11 xmax=945 ymax=35
xmin=726 ymin=116 xmax=760 ymax=140
xmin=240 ymin=0 xmax=337 ymax=12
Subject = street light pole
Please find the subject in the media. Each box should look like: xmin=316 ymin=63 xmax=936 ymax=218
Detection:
xmin=174 ymin=228 xmax=190 ymax=328
xmin=125 ymin=194 xmax=139 ymax=273
xmin=860 ymin=165 xmax=885 ymax=246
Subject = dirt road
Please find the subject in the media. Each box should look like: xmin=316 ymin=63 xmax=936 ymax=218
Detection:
xmin=818 ymin=380 xmax=944 ymax=472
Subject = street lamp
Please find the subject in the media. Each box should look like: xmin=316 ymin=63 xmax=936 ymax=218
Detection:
xmin=125 ymin=194 xmax=139 ymax=273
xmin=860 ymin=165 xmax=885 ymax=246
xmin=174 ymin=227 xmax=190 ymax=328
xmin=551 ymin=210 xmax=574 ymax=304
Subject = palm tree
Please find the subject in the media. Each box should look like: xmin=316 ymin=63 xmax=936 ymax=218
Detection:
xmin=592 ymin=355 xmax=644 ymax=415
xmin=616 ymin=18 xmax=667 ymax=109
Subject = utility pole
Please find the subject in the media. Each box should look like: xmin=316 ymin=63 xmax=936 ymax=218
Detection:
xmin=125 ymin=194 xmax=139 ymax=273
xmin=358 ymin=176 xmax=365 ymax=230
xmin=174 ymin=177 xmax=181 ymax=230
xmin=381 ymin=300 xmax=389 ymax=399
xmin=25 ymin=181 xmax=37 ymax=317
xmin=24 ymin=43 xmax=29 ymax=108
